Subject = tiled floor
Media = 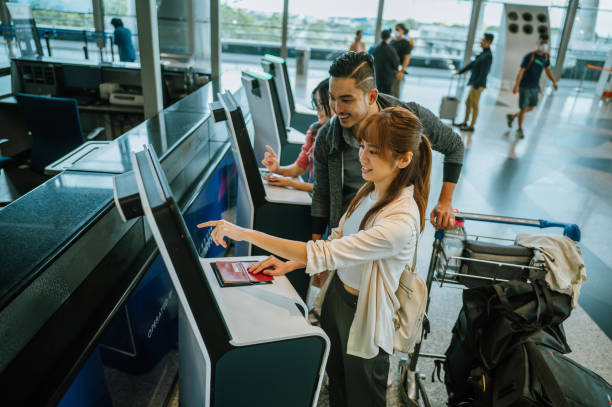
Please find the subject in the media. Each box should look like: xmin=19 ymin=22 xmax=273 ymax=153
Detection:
xmin=310 ymin=77 xmax=612 ymax=406
xmin=217 ymin=56 xmax=612 ymax=405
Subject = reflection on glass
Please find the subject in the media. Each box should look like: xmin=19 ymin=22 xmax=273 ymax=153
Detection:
xmin=383 ymin=0 xmax=472 ymax=68
xmin=287 ymin=0 xmax=379 ymax=51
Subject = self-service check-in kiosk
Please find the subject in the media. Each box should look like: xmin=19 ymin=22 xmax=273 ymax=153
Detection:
xmin=113 ymin=146 xmax=329 ymax=407
xmin=241 ymin=70 xmax=305 ymax=165
xmin=211 ymin=91 xmax=313 ymax=299
xmin=260 ymin=54 xmax=318 ymax=135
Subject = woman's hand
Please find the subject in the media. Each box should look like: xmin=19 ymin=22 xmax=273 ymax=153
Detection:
xmin=261 ymin=145 xmax=280 ymax=174
xmin=265 ymin=175 xmax=295 ymax=188
xmin=197 ymin=219 xmax=245 ymax=248
xmin=247 ymin=255 xmax=296 ymax=276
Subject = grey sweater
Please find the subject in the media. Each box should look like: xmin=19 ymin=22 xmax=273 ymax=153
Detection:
xmin=311 ymin=93 xmax=464 ymax=234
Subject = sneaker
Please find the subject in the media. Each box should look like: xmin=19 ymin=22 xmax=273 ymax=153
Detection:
xmin=460 ymin=124 xmax=475 ymax=132
xmin=516 ymin=128 xmax=525 ymax=139
xmin=506 ymin=114 xmax=514 ymax=128
xmin=453 ymin=122 xmax=467 ymax=127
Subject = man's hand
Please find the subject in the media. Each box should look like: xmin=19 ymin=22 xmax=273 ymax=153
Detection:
xmin=247 ymin=255 xmax=296 ymax=276
xmin=261 ymin=145 xmax=280 ymax=174
xmin=430 ymin=201 xmax=456 ymax=230
xmin=512 ymin=84 xmax=519 ymax=94
xmin=553 ymin=82 xmax=558 ymax=91
xmin=395 ymin=71 xmax=404 ymax=81
xmin=312 ymin=270 xmax=330 ymax=288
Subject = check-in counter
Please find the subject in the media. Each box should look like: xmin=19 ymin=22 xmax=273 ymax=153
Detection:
xmin=0 ymin=77 xmax=239 ymax=405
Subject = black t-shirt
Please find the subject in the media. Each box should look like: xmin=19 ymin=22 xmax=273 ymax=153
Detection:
xmin=391 ymin=38 xmax=412 ymax=66
xmin=373 ymin=42 xmax=400 ymax=87
xmin=519 ymin=52 xmax=550 ymax=89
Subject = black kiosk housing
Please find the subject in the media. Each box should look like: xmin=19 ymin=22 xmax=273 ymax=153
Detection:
xmin=211 ymin=91 xmax=313 ymax=300
xmin=114 ymin=146 xmax=329 ymax=407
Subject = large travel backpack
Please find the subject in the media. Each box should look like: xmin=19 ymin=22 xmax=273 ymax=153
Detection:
xmin=443 ymin=278 xmax=612 ymax=406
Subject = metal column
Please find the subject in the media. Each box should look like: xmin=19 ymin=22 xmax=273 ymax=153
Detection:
xmin=375 ymin=0 xmax=385 ymax=44
xmin=210 ymin=0 xmax=221 ymax=87
xmin=135 ymin=0 xmax=163 ymax=119
xmin=463 ymin=0 xmax=483 ymax=68
xmin=554 ymin=0 xmax=579 ymax=80
xmin=280 ymin=0 xmax=288 ymax=58
xmin=0 ymin=0 xmax=15 ymax=58
xmin=92 ymin=0 xmax=105 ymax=62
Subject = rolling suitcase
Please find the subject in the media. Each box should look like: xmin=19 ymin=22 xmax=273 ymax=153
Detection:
xmin=439 ymin=74 xmax=460 ymax=123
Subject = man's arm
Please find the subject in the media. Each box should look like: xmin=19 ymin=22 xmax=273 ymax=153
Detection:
xmin=311 ymin=121 xmax=332 ymax=238
xmin=545 ymin=66 xmax=558 ymax=90
xmin=406 ymin=102 xmax=464 ymax=229
xmin=401 ymin=54 xmax=411 ymax=72
xmin=513 ymin=68 xmax=525 ymax=94
xmin=458 ymin=59 xmax=474 ymax=75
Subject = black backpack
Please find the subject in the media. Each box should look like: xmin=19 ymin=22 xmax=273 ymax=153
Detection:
xmin=444 ymin=279 xmax=612 ymax=406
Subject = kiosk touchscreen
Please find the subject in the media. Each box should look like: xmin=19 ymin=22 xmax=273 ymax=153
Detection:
xmin=240 ymin=70 xmax=304 ymax=165
xmin=260 ymin=54 xmax=318 ymax=134
xmin=113 ymin=146 xmax=329 ymax=407
xmin=212 ymin=91 xmax=312 ymax=299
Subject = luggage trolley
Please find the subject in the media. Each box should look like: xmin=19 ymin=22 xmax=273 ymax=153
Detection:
xmin=398 ymin=212 xmax=581 ymax=407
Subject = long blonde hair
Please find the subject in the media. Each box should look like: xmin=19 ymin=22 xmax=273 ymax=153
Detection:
xmin=345 ymin=107 xmax=432 ymax=232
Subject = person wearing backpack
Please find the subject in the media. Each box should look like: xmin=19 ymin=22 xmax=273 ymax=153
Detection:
xmin=506 ymin=34 xmax=558 ymax=138
xmin=198 ymin=107 xmax=431 ymax=407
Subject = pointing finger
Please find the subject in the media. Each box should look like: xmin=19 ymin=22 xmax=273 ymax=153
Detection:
xmin=265 ymin=145 xmax=276 ymax=156
xmin=197 ymin=220 xmax=218 ymax=228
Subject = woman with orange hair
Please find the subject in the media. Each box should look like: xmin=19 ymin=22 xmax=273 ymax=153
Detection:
xmin=198 ymin=107 xmax=432 ymax=407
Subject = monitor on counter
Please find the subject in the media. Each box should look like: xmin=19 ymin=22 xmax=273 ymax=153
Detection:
xmin=240 ymin=70 xmax=287 ymax=163
xmin=261 ymin=54 xmax=295 ymax=126
xmin=128 ymin=146 xmax=229 ymax=340
xmin=217 ymin=91 xmax=266 ymax=208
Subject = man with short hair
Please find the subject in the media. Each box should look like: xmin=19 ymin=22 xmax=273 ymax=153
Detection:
xmin=506 ymin=33 xmax=558 ymax=138
xmin=454 ymin=33 xmax=494 ymax=132
xmin=111 ymin=18 xmax=136 ymax=62
xmin=372 ymin=29 xmax=400 ymax=95
xmin=390 ymin=23 xmax=413 ymax=99
xmin=312 ymin=52 xmax=464 ymax=242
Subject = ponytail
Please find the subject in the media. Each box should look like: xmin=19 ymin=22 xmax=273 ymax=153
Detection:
xmin=413 ymin=135 xmax=432 ymax=231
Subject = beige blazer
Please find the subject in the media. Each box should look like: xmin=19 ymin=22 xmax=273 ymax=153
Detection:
xmin=306 ymin=186 xmax=420 ymax=358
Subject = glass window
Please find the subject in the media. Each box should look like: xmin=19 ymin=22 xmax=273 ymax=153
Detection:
xmin=15 ymin=0 xmax=94 ymax=29
xmin=287 ymin=1 xmax=379 ymax=53
xmin=383 ymin=0 xmax=473 ymax=71
xmin=221 ymin=0 xmax=284 ymax=73
xmin=562 ymin=0 xmax=612 ymax=83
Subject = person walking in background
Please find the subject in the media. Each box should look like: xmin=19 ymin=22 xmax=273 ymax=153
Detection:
xmin=506 ymin=33 xmax=558 ymax=138
xmin=372 ymin=29 xmax=400 ymax=95
xmin=111 ymin=18 xmax=136 ymax=62
xmin=390 ymin=23 xmax=413 ymax=99
xmin=454 ymin=33 xmax=494 ymax=132
xmin=349 ymin=30 xmax=366 ymax=53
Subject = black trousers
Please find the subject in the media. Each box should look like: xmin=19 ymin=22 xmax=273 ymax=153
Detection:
xmin=320 ymin=274 xmax=390 ymax=407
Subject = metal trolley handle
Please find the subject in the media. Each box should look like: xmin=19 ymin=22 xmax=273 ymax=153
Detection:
xmin=442 ymin=212 xmax=581 ymax=242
